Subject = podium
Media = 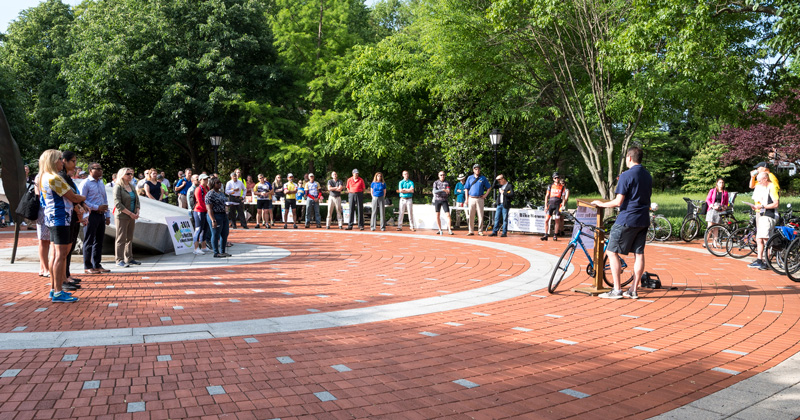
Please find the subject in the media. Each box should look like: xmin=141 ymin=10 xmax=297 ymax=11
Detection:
xmin=572 ymin=199 xmax=612 ymax=295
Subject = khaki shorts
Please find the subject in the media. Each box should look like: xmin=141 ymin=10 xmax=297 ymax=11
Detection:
xmin=756 ymin=214 xmax=776 ymax=239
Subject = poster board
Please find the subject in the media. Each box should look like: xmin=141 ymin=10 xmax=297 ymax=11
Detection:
xmin=572 ymin=203 xmax=598 ymax=250
xmin=164 ymin=216 xmax=194 ymax=255
xmin=507 ymin=208 xmax=547 ymax=233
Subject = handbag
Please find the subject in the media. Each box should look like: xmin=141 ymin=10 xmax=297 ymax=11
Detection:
xmin=16 ymin=182 xmax=40 ymax=220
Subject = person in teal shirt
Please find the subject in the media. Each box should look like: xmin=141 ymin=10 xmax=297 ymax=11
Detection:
xmin=397 ymin=170 xmax=416 ymax=231
xmin=454 ymin=173 xmax=466 ymax=228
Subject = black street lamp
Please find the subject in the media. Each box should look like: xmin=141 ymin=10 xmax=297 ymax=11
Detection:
xmin=210 ymin=134 xmax=222 ymax=175
xmin=489 ymin=129 xmax=502 ymax=204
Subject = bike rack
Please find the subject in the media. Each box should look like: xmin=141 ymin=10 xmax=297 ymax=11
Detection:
xmin=573 ymin=199 xmax=612 ymax=295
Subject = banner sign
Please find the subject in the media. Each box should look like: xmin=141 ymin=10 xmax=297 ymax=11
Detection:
xmin=165 ymin=216 xmax=195 ymax=255
xmin=508 ymin=209 xmax=547 ymax=233
xmin=572 ymin=205 xmax=598 ymax=250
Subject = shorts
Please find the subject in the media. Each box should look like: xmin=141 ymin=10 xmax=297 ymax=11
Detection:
xmin=48 ymin=225 xmax=72 ymax=245
xmin=606 ymin=223 xmax=647 ymax=255
xmin=284 ymin=199 xmax=296 ymax=210
xmin=756 ymin=214 xmax=776 ymax=239
xmin=434 ymin=201 xmax=450 ymax=213
xmin=547 ymin=199 xmax=562 ymax=216
xmin=257 ymin=200 xmax=272 ymax=210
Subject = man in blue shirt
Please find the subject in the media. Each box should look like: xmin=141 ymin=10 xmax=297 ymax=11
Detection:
xmin=80 ymin=163 xmax=112 ymax=274
xmin=592 ymin=147 xmax=652 ymax=300
xmin=397 ymin=170 xmax=416 ymax=231
xmin=454 ymin=173 xmax=466 ymax=228
xmin=174 ymin=168 xmax=192 ymax=209
xmin=463 ymin=164 xmax=492 ymax=236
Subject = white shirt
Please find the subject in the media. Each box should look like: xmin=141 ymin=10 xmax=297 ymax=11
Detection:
xmin=225 ymin=179 xmax=245 ymax=197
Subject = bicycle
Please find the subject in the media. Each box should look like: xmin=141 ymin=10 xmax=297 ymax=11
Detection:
xmin=762 ymin=205 xmax=796 ymax=274
xmin=548 ymin=213 xmax=633 ymax=294
xmin=680 ymin=197 xmax=704 ymax=242
xmin=703 ymin=206 xmax=741 ymax=257
xmin=646 ymin=202 xmax=671 ymax=243
xmin=726 ymin=210 xmax=757 ymax=258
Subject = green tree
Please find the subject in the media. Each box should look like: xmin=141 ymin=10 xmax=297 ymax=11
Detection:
xmin=682 ymin=141 xmax=737 ymax=192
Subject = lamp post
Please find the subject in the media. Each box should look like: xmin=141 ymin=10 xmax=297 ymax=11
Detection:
xmin=209 ymin=134 xmax=222 ymax=175
xmin=489 ymin=129 xmax=502 ymax=204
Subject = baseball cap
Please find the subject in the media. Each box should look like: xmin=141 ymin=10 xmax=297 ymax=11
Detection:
xmin=308 ymin=173 xmax=314 ymax=177
xmin=552 ymin=172 xmax=561 ymax=178
xmin=472 ymin=164 xmax=480 ymax=169
xmin=198 ymin=174 xmax=209 ymax=180
xmin=287 ymin=173 xmax=294 ymax=177
xmin=352 ymin=169 xmax=359 ymax=174
xmin=457 ymin=174 xmax=465 ymax=180
xmin=754 ymin=162 xmax=768 ymax=169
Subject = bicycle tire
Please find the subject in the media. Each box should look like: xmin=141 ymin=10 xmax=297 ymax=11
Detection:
xmin=549 ymin=243 xmax=576 ymax=293
xmin=602 ymin=254 xmax=634 ymax=288
xmin=727 ymin=226 xmax=756 ymax=259
xmin=704 ymin=225 xmax=731 ymax=257
xmin=653 ymin=215 xmax=672 ymax=241
xmin=646 ymin=225 xmax=655 ymax=243
xmin=785 ymin=238 xmax=800 ymax=282
xmin=680 ymin=216 xmax=699 ymax=242
xmin=765 ymin=232 xmax=790 ymax=275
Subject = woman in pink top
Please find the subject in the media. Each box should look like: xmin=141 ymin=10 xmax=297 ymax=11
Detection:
xmin=193 ymin=175 xmax=211 ymax=254
xmin=705 ymin=178 xmax=729 ymax=228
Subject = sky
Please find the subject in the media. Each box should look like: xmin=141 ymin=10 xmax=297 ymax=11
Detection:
xmin=2 ymin=0 xmax=381 ymax=34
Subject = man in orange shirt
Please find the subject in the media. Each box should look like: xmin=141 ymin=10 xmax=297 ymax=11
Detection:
xmin=346 ymin=169 xmax=366 ymax=230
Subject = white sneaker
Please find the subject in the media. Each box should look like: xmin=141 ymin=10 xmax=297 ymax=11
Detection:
xmin=193 ymin=249 xmax=204 ymax=255
xmin=201 ymin=248 xmax=211 ymax=254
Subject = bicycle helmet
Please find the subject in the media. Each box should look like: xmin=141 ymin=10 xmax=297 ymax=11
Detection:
xmin=651 ymin=202 xmax=659 ymax=211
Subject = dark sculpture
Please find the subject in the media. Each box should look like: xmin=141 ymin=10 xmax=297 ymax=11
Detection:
xmin=0 ymin=103 xmax=26 ymax=263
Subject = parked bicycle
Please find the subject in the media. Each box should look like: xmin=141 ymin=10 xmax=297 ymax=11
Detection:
xmin=680 ymin=197 xmax=704 ymax=242
xmin=548 ymin=213 xmax=633 ymax=293
xmin=726 ymin=210 xmax=757 ymax=259
xmin=761 ymin=204 xmax=797 ymax=274
xmin=646 ymin=202 xmax=671 ymax=243
xmin=703 ymin=200 xmax=742 ymax=257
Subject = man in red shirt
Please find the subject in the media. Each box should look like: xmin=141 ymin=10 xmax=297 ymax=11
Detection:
xmin=346 ymin=169 xmax=366 ymax=230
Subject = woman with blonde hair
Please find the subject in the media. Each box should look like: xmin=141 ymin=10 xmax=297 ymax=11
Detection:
xmin=113 ymin=167 xmax=141 ymax=267
xmin=39 ymin=149 xmax=85 ymax=302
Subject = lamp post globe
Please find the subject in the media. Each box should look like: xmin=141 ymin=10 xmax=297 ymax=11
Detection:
xmin=489 ymin=129 xmax=502 ymax=203
xmin=210 ymin=134 xmax=222 ymax=174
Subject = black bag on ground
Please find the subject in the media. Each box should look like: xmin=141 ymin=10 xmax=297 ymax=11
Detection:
xmin=15 ymin=182 xmax=40 ymax=220
xmin=640 ymin=271 xmax=662 ymax=289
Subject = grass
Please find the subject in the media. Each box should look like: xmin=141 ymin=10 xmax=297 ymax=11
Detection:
xmin=569 ymin=191 xmax=800 ymax=240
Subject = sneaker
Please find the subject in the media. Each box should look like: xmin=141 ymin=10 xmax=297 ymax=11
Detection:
xmin=540 ymin=235 xmax=548 ymax=241
xmin=266 ymin=224 xmax=271 ymax=229
xmin=193 ymin=249 xmax=204 ymax=255
xmin=52 ymin=291 xmax=78 ymax=302
xmin=255 ymin=224 xmax=261 ymax=229
xmin=283 ymin=224 xmax=288 ymax=229
xmin=747 ymin=259 xmax=763 ymax=269
xmin=500 ymin=233 xmax=507 ymax=237
xmin=553 ymin=235 xmax=559 ymax=241
xmin=128 ymin=260 xmax=142 ymax=265
xmin=599 ymin=289 xmax=624 ymax=299
xmin=488 ymin=232 xmax=497 ymax=237
xmin=381 ymin=227 xmax=386 ymax=231
xmin=623 ymin=289 xmax=639 ymax=299
xmin=221 ymin=253 xmax=232 ymax=257
xmin=213 ymin=253 xmax=224 ymax=258
xmin=449 ymin=231 xmax=454 ymax=235
xmin=758 ymin=260 xmax=770 ymax=270
xmin=117 ymin=261 xmax=129 ymax=268
xmin=62 ymin=281 xmax=80 ymax=290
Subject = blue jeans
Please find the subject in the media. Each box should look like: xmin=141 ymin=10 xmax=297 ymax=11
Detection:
xmin=493 ymin=206 xmax=509 ymax=235
xmin=306 ymin=199 xmax=321 ymax=224
xmin=207 ymin=213 xmax=229 ymax=254
xmin=193 ymin=211 xmax=208 ymax=246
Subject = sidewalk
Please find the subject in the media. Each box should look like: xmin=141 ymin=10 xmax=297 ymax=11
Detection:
xmin=0 ymin=226 xmax=798 ymax=419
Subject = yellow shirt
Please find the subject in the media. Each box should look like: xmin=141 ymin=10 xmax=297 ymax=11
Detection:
xmin=284 ymin=181 xmax=297 ymax=199
xmin=750 ymin=172 xmax=780 ymax=191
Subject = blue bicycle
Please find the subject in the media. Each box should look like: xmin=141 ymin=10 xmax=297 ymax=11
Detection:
xmin=548 ymin=213 xmax=634 ymax=294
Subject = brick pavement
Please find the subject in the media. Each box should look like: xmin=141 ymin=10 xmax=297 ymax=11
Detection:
xmin=0 ymin=226 xmax=799 ymax=419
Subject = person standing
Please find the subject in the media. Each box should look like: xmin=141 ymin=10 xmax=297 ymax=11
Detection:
xmin=80 ymin=163 xmax=112 ymax=273
xmin=113 ymin=168 xmax=141 ymax=268
xmin=160 ymin=171 xmax=170 ymax=189
xmin=192 ymin=174 xmax=211 ymax=255
xmin=206 ymin=177 xmax=231 ymax=258
xmin=254 ymin=174 xmax=273 ymax=229
xmin=326 ymin=172 xmax=344 ymax=229
xmin=489 ymin=174 xmax=514 ymax=237
xmin=432 ymin=171 xmax=453 ymax=235
xmin=541 ymin=172 xmax=567 ymax=241
xmin=454 ymin=173 xmax=466 ymax=228
xmin=592 ymin=146 xmax=652 ymax=299
xmin=746 ymin=172 xmax=779 ymax=270
xmin=396 ymin=170 xmax=416 ymax=231
xmin=463 ymin=164 xmax=492 ymax=236
xmin=369 ymin=172 xmax=387 ymax=231
xmin=40 ymin=149 xmax=85 ymax=302
xmin=705 ymin=178 xmax=729 ymax=249
xmin=174 ymin=168 xmax=192 ymax=209
xmin=749 ymin=162 xmax=780 ymax=191
xmin=186 ymin=174 xmax=199 ymax=221
xmin=282 ymin=173 xmax=299 ymax=229
xmin=304 ymin=173 xmax=322 ymax=228
xmin=58 ymin=151 xmax=88 ymax=289
xmin=225 ymin=171 xmax=249 ymax=229
xmin=33 ymin=173 xmax=51 ymax=278
xmin=346 ymin=169 xmax=365 ymax=230
xmin=144 ymin=168 xmax=162 ymax=201
xmin=272 ymin=174 xmax=284 ymax=227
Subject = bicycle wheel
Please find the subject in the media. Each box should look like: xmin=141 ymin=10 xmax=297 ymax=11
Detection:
xmin=646 ymin=225 xmax=655 ymax=243
xmin=680 ymin=216 xmax=699 ymax=242
xmin=704 ymin=225 xmax=731 ymax=257
xmin=765 ymin=233 xmax=790 ymax=275
xmin=602 ymin=254 xmax=634 ymax=288
xmin=653 ymin=215 xmax=672 ymax=241
xmin=727 ymin=227 xmax=756 ymax=259
xmin=549 ymin=243 xmax=576 ymax=293
xmin=785 ymin=238 xmax=800 ymax=282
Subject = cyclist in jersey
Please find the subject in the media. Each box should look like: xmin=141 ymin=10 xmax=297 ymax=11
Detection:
xmin=541 ymin=172 xmax=568 ymax=241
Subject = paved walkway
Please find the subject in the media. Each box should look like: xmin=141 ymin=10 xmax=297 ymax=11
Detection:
xmin=0 ymin=226 xmax=799 ymax=419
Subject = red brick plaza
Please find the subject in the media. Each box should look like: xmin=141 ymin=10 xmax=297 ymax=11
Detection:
xmin=0 ymin=226 xmax=798 ymax=419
